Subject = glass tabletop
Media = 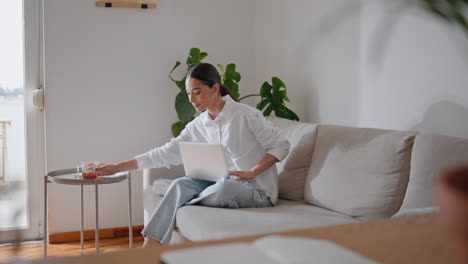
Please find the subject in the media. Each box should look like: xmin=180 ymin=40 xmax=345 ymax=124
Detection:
xmin=46 ymin=168 xmax=128 ymax=185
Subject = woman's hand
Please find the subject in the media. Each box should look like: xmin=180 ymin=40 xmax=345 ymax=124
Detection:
xmin=229 ymin=154 xmax=279 ymax=180
xmin=95 ymin=159 xmax=138 ymax=176
xmin=229 ymin=170 xmax=256 ymax=180
xmin=96 ymin=163 xmax=117 ymax=176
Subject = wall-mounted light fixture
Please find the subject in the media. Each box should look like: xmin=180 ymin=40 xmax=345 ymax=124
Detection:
xmin=96 ymin=0 xmax=156 ymax=9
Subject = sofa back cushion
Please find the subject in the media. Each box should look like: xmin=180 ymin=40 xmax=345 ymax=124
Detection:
xmin=304 ymin=125 xmax=416 ymax=220
xmin=267 ymin=117 xmax=318 ymax=201
xmin=399 ymin=133 xmax=468 ymax=211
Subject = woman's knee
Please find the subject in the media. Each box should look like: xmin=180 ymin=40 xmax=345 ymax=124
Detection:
xmin=171 ymin=177 xmax=192 ymax=186
xmin=213 ymin=180 xmax=242 ymax=195
xmin=198 ymin=180 xmax=244 ymax=207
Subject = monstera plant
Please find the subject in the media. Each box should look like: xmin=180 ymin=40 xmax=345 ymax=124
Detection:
xmin=168 ymin=48 xmax=299 ymax=137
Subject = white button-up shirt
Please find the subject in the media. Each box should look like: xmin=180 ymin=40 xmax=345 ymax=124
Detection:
xmin=135 ymin=96 xmax=290 ymax=204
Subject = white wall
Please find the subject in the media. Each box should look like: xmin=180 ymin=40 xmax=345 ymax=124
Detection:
xmin=360 ymin=2 xmax=468 ymax=138
xmin=44 ymin=0 xmax=256 ymax=234
xmin=255 ymin=0 xmax=361 ymax=125
xmin=255 ymin=0 xmax=468 ymax=139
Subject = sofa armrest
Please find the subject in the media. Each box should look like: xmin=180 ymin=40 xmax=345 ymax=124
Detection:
xmin=143 ymin=165 xmax=185 ymax=189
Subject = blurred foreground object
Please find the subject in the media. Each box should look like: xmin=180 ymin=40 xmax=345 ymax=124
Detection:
xmin=437 ymin=163 xmax=468 ymax=264
xmin=416 ymin=0 xmax=468 ymax=34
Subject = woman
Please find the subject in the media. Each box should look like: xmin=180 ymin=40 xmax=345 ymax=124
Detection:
xmin=96 ymin=63 xmax=290 ymax=247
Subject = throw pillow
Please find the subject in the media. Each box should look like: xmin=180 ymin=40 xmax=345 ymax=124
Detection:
xmin=399 ymin=133 xmax=468 ymax=210
xmin=304 ymin=125 xmax=416 ymax=220
xmin=152 ymin=178 xmax=173 ymax=196
xmin=267 ymin=117 xmax=318 ymax=201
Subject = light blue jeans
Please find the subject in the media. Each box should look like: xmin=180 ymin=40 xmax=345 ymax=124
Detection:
xmin=141 ymin=176 xmax=273 ymax=244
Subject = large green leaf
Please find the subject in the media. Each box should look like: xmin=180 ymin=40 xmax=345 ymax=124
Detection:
xmin=186 ymin=48 xmax=208 ymax=70
xmin=274 ymin=108 xmax=289 ymax=119
xmin=171 ymin=121 xmax=184 ymax=137
xmin=225 ymin=64 xmax=241 ymax=82
xmin=169 ymin=61 xmax=186 ymax=91
xmin=175 ymin=91 xmax=196 ymax=122
xmin=169 ymin=61 xmax=182 ymax=76
xmin=263 ymin=104 xmax=273 ymax=116
xmin=200 ymin=52 xmax=208 ymax=62
xmin=186 ymin=48 xmax=200 ymax=68
xmin=254 ymin=77 xmax=300 ymax=121
xmin=223 ymin=79 xmax=240 ymax=99
xmin=271 ymin=90 xmax=284 ymax=108
xmin=285 ymin=107 xmax=300 ymax=121
xmin=222 ymin=63 xmax=241 ymax=99
xmin=256 ymin=98 xmax=269 ymax=111
xmin=171 ymin=117 xmax=195 ymax=137
xmin=171 ymin=77 xmax=186 ymax=91
xmin=260 ymin=82 xmax=271 ymax=97
xmin=452 ymin=9 xmax=468 ymax=32
xmin=417 ymin=0 xmax=468 ymax=33
xmin=271 ymin=77 xmax=285 ymax=92
xmin=280 ymin=90 xmax=290 ymax=102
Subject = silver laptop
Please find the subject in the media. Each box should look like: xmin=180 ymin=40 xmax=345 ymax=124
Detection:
xmin=179 ymin=142 xmax=229 ymax=181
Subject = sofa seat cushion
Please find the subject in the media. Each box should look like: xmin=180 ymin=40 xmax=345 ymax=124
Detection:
xmin=305 ymin=125 xmax=416 ymax=220
xmin=400 ymin=133 xmax=468 ymax=211
xmin=175 ymin=199 xmax=358 ymax=242
xmin=268 ymin=117 xmax=318 ymax=201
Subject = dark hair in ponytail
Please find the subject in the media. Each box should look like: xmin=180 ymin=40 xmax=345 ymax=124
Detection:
xmin=186 ymin=63 xmax=239 ymax=102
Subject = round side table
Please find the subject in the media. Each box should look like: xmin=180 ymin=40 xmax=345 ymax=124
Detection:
xmin=43 ymin=169 xmax=133 ymax=256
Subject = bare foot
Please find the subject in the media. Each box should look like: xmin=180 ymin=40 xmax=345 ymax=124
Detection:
xmin=142 ymin=237 xmax=162 ymax=248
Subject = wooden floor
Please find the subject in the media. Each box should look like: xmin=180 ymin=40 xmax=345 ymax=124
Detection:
xmin=0 ymin=236 xmax=144 ymax=263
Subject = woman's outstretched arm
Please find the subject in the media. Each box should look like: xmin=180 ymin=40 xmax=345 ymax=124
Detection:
xmin=96 ymin=159 xmax=138 ymax=176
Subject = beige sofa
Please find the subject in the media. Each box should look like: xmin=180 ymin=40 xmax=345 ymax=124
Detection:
xmin=142 ymin=117 xmax=468 ymax=244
